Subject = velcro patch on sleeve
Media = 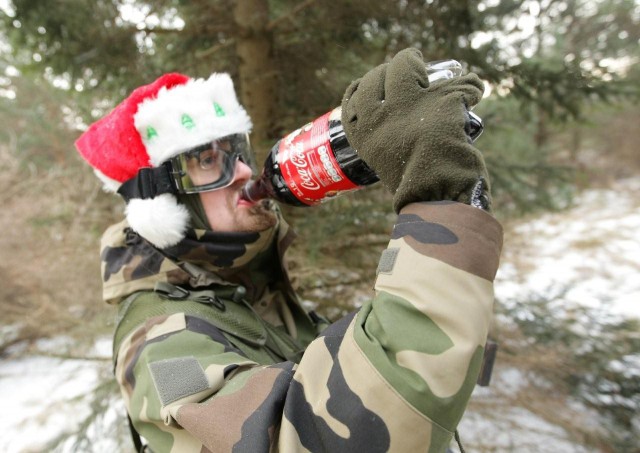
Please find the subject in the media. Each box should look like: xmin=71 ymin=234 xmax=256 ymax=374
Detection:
xmin=376 ymin=248 xmax=400 ymax=275
xmin=149 ymin=356 xmax=209 ymax=406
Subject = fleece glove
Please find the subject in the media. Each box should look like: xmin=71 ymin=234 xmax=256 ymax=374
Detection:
xmin=341 ymin=48 xmax=491 ymax=213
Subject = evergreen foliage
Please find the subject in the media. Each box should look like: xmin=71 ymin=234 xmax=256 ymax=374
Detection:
xmin=1 ymin=0 xmax=638 ymax=215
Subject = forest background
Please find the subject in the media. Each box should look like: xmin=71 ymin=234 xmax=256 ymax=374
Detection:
xmin=1 ymin=0 xmax=639 ymax=451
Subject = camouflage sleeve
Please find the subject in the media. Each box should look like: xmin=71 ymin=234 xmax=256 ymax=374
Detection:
xmin=115 ymin=310 xmax=300 ymax=452
xmin=115 ymin=201 xmax=502 ymax=453
xmin=278 ymin=201 xmax=503 ymax=452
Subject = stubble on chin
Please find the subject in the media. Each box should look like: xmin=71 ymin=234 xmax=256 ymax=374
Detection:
xmin=244 ymin=200 xmax=278 ymax=232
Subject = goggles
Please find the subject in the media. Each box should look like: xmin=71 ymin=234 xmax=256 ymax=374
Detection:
xmin=117 ymin=134 xmax=256 ymax=203
xmin=167 ymin=133 xmax=256 ymax=194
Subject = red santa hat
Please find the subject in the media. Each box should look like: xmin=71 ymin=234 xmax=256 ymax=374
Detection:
xmin=75 ymin=73 xmax=252 ymax=248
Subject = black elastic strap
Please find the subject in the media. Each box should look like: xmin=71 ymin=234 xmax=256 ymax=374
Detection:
xmin=476 ymin=340 xmax=498 ymax=386
xmin=127 ymin=414 xmax=150 ymax=453
xmin=455 ymin=430 xmax=466 ymax=453
xmin=117 ymin=163 xmax=177 ymax=202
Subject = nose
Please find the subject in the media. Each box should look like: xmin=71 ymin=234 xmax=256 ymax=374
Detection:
xmin=233 ymin=159 xmax=253 ymax=184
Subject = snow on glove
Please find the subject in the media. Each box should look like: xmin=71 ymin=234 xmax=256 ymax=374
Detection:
xmin=341 ymin=48 xmax=492 ymax=213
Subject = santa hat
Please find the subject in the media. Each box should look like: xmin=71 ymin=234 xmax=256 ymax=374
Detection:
xmin=75 ymin=73 xmax=252 ymax=248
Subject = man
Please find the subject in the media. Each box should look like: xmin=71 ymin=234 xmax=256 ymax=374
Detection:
xmin=76 ymin=48 xmax=502 ymax=452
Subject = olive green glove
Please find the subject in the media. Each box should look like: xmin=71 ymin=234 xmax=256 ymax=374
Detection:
xmin=341 ymin=48 xmax=491 ymax=213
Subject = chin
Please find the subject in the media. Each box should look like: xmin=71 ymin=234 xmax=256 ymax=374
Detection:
xmin=239 ymin=205 xmax=278 ymax=232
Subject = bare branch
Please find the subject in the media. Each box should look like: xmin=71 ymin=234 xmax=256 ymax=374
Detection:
xmin=266 ymin=0 xmax=318 ymax=32
xmin=137 ymin=26 xmax=184 ymax=35
xmin=195 ymin=39 xmax=236 ymax=58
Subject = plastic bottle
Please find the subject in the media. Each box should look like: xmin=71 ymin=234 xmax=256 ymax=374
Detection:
xmin=242 ymin=60 xmax=482 ymax=207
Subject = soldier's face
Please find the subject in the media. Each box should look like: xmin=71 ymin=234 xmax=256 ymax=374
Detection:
xmin=198 ymin=160 xmax=277 ymax=232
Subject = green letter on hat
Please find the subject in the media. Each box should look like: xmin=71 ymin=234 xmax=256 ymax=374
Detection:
xmin=181 ymin=114 xmax=195 ymax=130
xmin=213 ymin=102 xmax=226 ymax=117
xmin=146 ymin=126 xmax=158 ymax=140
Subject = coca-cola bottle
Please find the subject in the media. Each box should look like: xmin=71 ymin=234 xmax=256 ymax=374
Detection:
xmin=242 ymin=60 xmax=483 ymax=207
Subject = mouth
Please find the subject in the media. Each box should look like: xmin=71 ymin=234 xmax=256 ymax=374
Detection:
xmin=237 ymin=190 xmax=256 ymax=207
xmin=237 ymin=197 xmax=254 ymax=207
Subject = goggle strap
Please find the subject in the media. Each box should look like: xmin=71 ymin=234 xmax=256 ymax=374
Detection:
xmin=117 ymin=163 xmax=177 ymax=202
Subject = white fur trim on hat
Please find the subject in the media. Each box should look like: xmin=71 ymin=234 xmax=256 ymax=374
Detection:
xmin=134 ymin=73 xmax=252 ymax=167
xmin=94 ymin=169 xmax=122 ymax=193
xmin=125 ymin=194 xmax=190 ymax=248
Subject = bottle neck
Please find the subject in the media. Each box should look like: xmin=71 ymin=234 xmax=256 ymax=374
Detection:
xmin=241 ymin=178 xmax=271 ymax=203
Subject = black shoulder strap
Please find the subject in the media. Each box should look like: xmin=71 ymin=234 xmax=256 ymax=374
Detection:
xmin=128 ymin=414 xmax=151 ymax=453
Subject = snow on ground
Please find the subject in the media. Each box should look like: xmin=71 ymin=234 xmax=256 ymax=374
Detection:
xmin=496 ymin=177 xmax=640 ymax=320
xmin=457 ymin=367 xmax=605 ymax=453
xmin=0 ymin=338 xmax=128 ymax=452
xmin=1 ymin=178 xmax=638 ymax=452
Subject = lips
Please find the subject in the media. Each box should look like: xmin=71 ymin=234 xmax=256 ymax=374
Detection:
xmin=237 ymin=192 xmax=255 ymax=207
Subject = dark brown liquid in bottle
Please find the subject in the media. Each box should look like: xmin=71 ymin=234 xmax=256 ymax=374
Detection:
xmin=243 ymin=107 xmax=377 ymax=207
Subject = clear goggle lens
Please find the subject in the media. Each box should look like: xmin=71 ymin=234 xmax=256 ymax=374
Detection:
xmin=169 ymin=133 xmax=255 ymax=193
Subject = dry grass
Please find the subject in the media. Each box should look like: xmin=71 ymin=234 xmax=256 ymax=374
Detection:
xmin=0 ymin=146 xmax=121 ymax=355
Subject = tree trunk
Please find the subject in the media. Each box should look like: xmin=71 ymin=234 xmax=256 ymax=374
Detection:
xmin=534 ymin=107 xmax=548 ymax=151
xmin=233 ymin=0 xmax=277 ymax=162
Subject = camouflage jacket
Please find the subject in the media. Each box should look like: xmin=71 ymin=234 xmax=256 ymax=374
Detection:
xmin=103 ymin=201 xmax=502 ymax=453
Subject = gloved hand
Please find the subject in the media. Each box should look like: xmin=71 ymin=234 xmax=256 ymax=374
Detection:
xmin=341 ymin=48 xmax=491 ymax=213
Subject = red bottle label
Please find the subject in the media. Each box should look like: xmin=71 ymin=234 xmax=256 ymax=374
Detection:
xmin=276 ymin=109 xmax=359 ymax=205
